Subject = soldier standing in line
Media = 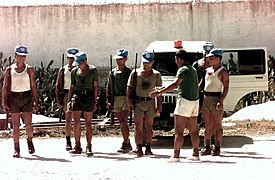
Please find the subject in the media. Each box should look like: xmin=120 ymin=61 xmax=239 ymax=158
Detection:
xmin=2 ymin=45 xmax=38 ymax=158
xmin=106 ymin=48 xmax=133 ymax=153
xmin=55 ymin=48 xmax=79 ymax=151
xmin=201 ymin=48 xmax=229 ymax=156
xmin=67 ymin=52 xmax=98 ymax=156
xmin=127 ymin=50 xmax=162 ymax=157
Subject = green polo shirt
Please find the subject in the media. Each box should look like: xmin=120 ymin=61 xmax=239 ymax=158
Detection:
xmin=176 ymin=64 xmax=199 ymax=101
xmin=108 ymin=66 xmax=132 ymax=96
xmin=71 ymin=65 xmax=98 ymax=91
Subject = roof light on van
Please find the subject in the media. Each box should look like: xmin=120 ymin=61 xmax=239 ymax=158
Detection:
xmin=174 ymin=39 xmax=183 ymax=49
xmin=203 ymin=42 xmax=214 ymax=54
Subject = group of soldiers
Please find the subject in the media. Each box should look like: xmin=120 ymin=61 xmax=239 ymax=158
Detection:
xmin=2 ymin=44 xmax=229 ymax=163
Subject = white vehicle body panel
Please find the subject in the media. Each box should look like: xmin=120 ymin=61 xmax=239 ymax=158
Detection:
xmin=147 ymin=41 xmax=268 ymax=112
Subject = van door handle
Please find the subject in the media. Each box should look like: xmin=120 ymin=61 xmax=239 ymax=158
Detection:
xmin=255 ymin=76 xmax=263 ymax=79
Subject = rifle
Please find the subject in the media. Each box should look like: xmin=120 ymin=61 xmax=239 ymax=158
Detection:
xmin=108 ymin=55 xmax=115 ymax=125
xmin=58 ymin=54 xmax=65 ymax=123
xmin=4 ymin=56 xmax=12 ymax=130
xmin=129 ymin=53 xmax=138 ymax=126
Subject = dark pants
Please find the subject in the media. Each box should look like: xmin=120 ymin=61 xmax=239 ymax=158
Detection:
xmin=71 ymin=90 xmax=95 ymax=112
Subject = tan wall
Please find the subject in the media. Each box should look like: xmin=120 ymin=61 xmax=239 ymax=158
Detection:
xmin=0 ymin=1 xmax=275 ymax=68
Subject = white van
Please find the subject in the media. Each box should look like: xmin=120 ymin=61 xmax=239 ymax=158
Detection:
xmin=146 ymin=40 xmax=268 ymax=130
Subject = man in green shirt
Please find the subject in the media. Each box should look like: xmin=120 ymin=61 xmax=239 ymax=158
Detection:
xmin=150 ymin=49 xmax=200 ymax=162
xmin=106 ymin=48 xmax=132 ymax=153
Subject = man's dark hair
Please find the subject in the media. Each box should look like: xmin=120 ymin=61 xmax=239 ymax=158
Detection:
xmin=175 ymin=49 xmax=192 ymax=63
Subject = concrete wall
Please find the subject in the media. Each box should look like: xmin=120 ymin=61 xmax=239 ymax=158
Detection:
xmin=0 ymin=1 xmax=275 ymax=68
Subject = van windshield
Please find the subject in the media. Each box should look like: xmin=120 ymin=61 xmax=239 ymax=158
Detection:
xmin=152 ymin=52 xmax=203 ymax=76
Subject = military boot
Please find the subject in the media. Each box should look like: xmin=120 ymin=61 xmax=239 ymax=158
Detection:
xmin=27 ymin=138 xmax=35 ymax=154
xmin=133 ymin=144 xmax=143 ymax=157
xmin=86 ymin=144 xmax=93 ymax=157
xmin=13 ymin=143 xmax=20 ymax=158
xmin=201 ymin=145 xmax=212 ymax=156
xmin=212 ymin=146 xmax=221 ymax=156
xmin=145 ymin=143 xmax=153 ymax=155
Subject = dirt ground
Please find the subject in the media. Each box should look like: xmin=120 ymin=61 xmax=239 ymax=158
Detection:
xmin=1 ymin=120 xmax=274 ymax=139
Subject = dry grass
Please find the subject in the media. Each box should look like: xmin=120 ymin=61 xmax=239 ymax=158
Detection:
xmin=1 ymin=120 xmax=274 ymax=139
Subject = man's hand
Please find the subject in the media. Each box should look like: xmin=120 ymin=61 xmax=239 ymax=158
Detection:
xmin=216 ymin=102 xmax=223 ymax=110
xmin=33 ymin=103 xmax=38 ymax=113
xmin=127 ymin=100 xmax=133 ymax=110
xmin=149 ymin=90 xmax=159 ymax=99
xmin=156 ymin=104 xmax=162 ymax=115
xmin=57 ymin=102 xmax=63 ymax=110
xmin=106 ymin=101 xmax=113 ymax=110
xmin=1 ymin=103 xmax=9 ymax=113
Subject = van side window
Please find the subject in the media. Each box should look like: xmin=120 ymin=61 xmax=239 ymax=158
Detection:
xmin=222 ymin=49 xmax=266 ymax=75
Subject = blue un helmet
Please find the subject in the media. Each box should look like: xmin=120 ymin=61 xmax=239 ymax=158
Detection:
xmin=203 ymin=42 xmax=214 ymax=54
xmin=141 ymin=50 xmax=154 ymax=62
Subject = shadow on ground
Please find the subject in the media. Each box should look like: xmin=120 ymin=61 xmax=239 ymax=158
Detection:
xmin=152 ymin=135 xmax=253 ymax=148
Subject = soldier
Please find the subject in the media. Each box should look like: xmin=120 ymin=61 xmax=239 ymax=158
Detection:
xmin=201 ymin=48 xmax=229 ymax=156
xmin=193 ymin=56 xmax=212 ymax=129
xmin=67 ymin=52 xmax=98 ymax=156
xmin=1 ymin=45 xmax=38 ymax=158
xmin=127 ymin=50 xmax=162 ymax=157
xmin=106 ymin=48 xmax=133 ymax=153
xmin=55 ymin=48 xmax=79 ymax=151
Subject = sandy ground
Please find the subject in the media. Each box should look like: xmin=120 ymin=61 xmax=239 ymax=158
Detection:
xmin=0 ymin=101 xmax=275 ymax=179
xmin=0 ymin=136 xmax=274 ymax=180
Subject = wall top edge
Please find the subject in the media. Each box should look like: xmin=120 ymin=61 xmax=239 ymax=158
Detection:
xmin=0 ymin=0 xmax=264 ymax=7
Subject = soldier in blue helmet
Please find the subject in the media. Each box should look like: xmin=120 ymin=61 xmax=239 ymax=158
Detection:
xmin=2 ymin=45 xmax=38 ymax=158
xmin=127 ymin=50 xmax=162 ymax=157
xmin=201 ymin=48 xmax=229 ymax=156
xmin=55 ymin=47 xmax=79 ymax=151
xmin=67 ymin=52 xmax=99 ymax=157
xmin=106 ymin=48 xmax=133 ymax=153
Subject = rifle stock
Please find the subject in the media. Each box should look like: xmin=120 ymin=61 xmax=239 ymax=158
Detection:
xmin=129 ymin=53 xmax=138 ymax=126
xmin=59 ymin=54 xmax=65 ymax=122
xmin=108 ymin=55 xmax=115 ymax=125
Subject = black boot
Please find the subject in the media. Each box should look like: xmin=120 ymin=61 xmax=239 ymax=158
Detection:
xmin=133 ymin=144 xmax=143 ymax=157
xmin=66 ymin=136 xmax=72 ymax=151
xmin=201 ymin=145 xmax=211 ymax=156
xmin=86 ymin=144 xmax=93 ymax=157
xmin=70 ymin=142 xmax=82 ymax=154
xmin=27 ymin=138 xmax=35 ymax=154
xmin=145 ymin=143 xmax=153 ymax=155
xmin=212 ymin=146 xmax=221 ymax=156
xmin=117 ymin=141 xmax=132 ymax=153
xmin=13 ymin=143 xmax=20 ymax=158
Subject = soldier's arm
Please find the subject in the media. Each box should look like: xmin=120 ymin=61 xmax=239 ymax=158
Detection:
xmin=28 ymin=66 xmax=38 ymax=112
xmin=220 ymin=69 xmax=229 ymax=104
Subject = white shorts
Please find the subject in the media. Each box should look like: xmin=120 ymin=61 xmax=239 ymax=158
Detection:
xmin=173 ymin=97 xmax=199 ymax=117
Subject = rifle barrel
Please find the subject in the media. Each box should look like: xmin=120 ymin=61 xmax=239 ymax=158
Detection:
xmin=59 ymin=53 xmax=65 ymax=123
